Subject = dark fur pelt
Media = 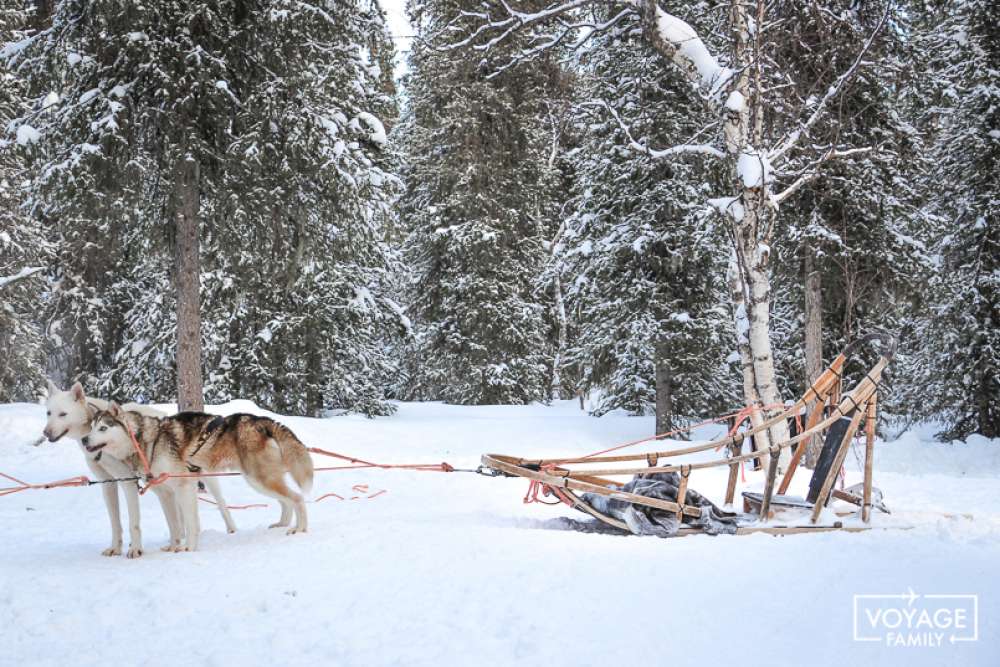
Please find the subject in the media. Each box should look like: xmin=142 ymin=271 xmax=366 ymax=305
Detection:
xmin=578 ymin=473 xmax=740 ymax=537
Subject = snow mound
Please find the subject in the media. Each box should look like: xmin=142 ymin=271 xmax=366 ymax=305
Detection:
xmin=15 ymin=124 xmax=40 ymax=145
xmin=873 ymin=429 xmax=1000 ymax=478
xmin=737 ymin=150 xmax=771 ymax=188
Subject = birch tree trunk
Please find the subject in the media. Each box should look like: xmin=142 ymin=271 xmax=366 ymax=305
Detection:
xmin=803 ymin=247 xmax=824 ymax=467
xmin=173 ymin=151 xmax=204 ymax=412
xmin=721 ymin=0 xmax=790 ymax=469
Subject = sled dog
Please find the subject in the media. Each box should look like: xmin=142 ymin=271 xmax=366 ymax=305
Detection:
xmin=87 ymin=404 xmax=314 ymax=551
xmin=43 ymin=381 xmax=237 ymax=557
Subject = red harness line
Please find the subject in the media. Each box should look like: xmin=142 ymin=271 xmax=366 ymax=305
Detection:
xmin=0 ymin=471 xmax=91 ymax=497
xmin=1 ymin=443 xmax=457 ymax=511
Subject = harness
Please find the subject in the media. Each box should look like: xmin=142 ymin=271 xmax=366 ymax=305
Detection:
xmin=186 ymin=416 xmax=225 ymax=473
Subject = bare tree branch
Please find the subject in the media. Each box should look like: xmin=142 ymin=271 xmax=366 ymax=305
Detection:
xmin=632 ymin=0 xmax=733 ymax=104
xmin=770 ymin=146 xmax=872 ymax=206
xmin=437 ymin=0 xmax=733 ymax=100
xmin=0 ymin=266 xmax=45 ymax=291
xmin=585 ymin=100 xmax=725 ymax=159
xmin=768 ymin=3 xmax=890 ymax=165
xmin=437 ymin=0 xmax=595 ymax=54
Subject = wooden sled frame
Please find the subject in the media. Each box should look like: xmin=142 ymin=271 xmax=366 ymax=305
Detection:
xmin=483 ymin=333 xmax=897 ymax=537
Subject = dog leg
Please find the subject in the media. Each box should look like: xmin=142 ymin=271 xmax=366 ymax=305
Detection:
xmin=86 ymin=460 xmax=122 ymax=556
xmin=203 ymin=477 xmax=237 ymax=534
xmin=261 ymin=475 xmax=306 ymax=536
xmin=176 ymin=482 xmax=201 ymax=552
xmin=270 ymin=500 xmax=293 ymax=529
xmin=99 ymin=478 xmax=123 ymax=556
xmin=244 ymin=475 xmax=291 ymax=528
xmin=290 ymin=494 xmax=308 ymax=535
xmin=121 ymin=480 xmax=143 ymax=558
xmin=152 ymin=486 xmax=183 ymax=552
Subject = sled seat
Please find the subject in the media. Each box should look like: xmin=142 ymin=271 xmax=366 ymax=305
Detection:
xmin=742 ymin=414 xmax=852 ymax=514
xmin=741 ymin=414 xmax=889 ymax=517
xmin=741 ymin=492 xmax=814 ymax=513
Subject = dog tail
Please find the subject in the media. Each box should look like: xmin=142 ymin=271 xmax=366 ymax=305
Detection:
xmin=274 ymin=423 xmax=314 ymax=494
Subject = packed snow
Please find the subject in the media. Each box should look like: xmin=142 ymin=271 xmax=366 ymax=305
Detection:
xmin=737 ymin=150 xmax=772 ymax=188
xmin=15 ymin=124 xmax=40 ymax=146
xmin=650 ymin=5 xmax=733 ymax=98
xmin=725 ymin=90 xmax=746 ymax=112
xmin=1 ymin=400 xmax=998 ymax=666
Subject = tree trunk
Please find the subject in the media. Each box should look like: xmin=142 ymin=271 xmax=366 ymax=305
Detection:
xmin=803 ymin=247 xmax=824 ymax=467
xmin=654 ymin=341 xmax=673 ymax=435
xmin=551 ymin=272 xmax=567 ymax=400
xmin=638 ymin=0 xmax=790 ymax=467
xmin=729 ymin=253 xmax=769 ymax=464
xmin=31 ymin=0 xmax=54 ymax=32
xmin=722 ymin=0 xmax=790 ymax=471
xmin=173 ymin=153 xmax=204 ymax=412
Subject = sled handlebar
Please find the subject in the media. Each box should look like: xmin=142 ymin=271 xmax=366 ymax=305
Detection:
xmin=843 ymin=331 xmax=897 ymax=362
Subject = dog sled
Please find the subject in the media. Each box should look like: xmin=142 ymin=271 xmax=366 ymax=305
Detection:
xmin=482 ymin=333 xmax=901 ymax=537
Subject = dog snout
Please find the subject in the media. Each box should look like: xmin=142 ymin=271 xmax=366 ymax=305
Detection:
xmin=81 ymin=435 xmax=90 ymax=446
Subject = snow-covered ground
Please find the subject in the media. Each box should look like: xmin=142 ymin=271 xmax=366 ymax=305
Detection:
xmin=1 ymin=400 xmax=997 ymax=666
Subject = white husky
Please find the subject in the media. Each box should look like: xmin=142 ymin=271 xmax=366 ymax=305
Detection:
xmin=43 ymin=381 xmax=237 ymax=557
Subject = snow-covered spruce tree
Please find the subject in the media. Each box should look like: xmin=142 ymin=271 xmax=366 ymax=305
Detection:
xmin=900 ymin=0 xmax=999 ymax=439
xmin=10 ymin=1 xmax=405 ymax=416
xmin=7 ymin=0 xmax=247 ymax=406
xmin=108 ymin=0 xmax=405 ymax=417
xmin=0 ymin=0 xmax=48 ymax=401
xmin=562 ymin=19 xmax=738 ymax=427
xmin=398 ymin=0 xmax=566 ymax=404
xmin=443 ymin=0 xmax=894 ymax=467
xmin=763 ymin=1 xmax=934 ymax=460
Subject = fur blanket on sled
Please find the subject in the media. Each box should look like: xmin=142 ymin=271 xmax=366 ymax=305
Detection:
xmin=561 ymin=472 xmax=740 ymax=537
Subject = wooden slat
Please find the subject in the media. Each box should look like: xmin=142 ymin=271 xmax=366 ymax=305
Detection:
xmin=777 ymin=371 xmax=837 ymax=494
xmin=524 ymin=355 xmax=854 ymax=468
xmin=759 ymin=449 xmax=780 ymax=521
xmin=518 ymin=359 xmax=886 ymax=477
xmin=482 ymin=455 xmax=702 ymax=518
xmin=675 ymin=467 xmax=690 ymax=522
xmin=724 ymin=441 xmax=740 ymax=505
xmin=551 ymin=364 xmax=884 ymax=477
xmin=863 ymin=394 xmax=877 ymax=523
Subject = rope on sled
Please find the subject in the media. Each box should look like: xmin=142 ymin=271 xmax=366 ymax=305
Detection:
xmin=519 ymin=402 xmax=791 ymax=505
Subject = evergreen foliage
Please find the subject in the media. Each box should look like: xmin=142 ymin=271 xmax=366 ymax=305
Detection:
xmin=0 ymin=0 xmax=48 ymax=401
xmin=901 ymin=0 xmax=1000 ymax=438
xmin=397 ymin=0 xmax=566 ymax=404
xmin=561 ymin=23 xmax=738 ymax=418
xmin=8 ymin=0 xmax=403 ymax=415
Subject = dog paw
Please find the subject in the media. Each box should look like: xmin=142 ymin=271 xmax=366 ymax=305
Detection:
xmin=126 ymin=547 xmax=144 ymax=559
xmin=268 ymin=522 xmax=289 ymax=529
xmin=227 ymin=527 xmax=237 ymax=534
xmin=101 ymin=547 xmax=122 ymax=557
xmin=286 ymin=528 xmax=306 ymax=536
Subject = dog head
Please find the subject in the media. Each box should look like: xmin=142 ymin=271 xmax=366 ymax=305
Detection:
xmin=43 ymin=380 xmax=92 ymax=442
xmin=86 ymin=403 xmax=137 ymax=460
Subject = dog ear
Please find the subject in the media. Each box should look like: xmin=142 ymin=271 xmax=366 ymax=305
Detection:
xmin=108 ymin=402 xmax=122 ymax=418
xmin=70 ymin=382 xmax=86 ymax=402
xmin=46 ymin=379 xmax=60 ymax=396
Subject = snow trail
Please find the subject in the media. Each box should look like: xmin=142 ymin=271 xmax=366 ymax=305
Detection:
xmin=1 ymin=400 xmax=997 ymax=666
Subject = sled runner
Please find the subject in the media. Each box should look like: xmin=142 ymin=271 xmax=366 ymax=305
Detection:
xmin=482 ymin=333 xmax=899 ymax=537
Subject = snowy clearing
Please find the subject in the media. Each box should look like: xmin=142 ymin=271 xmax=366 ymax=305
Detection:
xmin=1 ymin=400 xmax=998 ymax=666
